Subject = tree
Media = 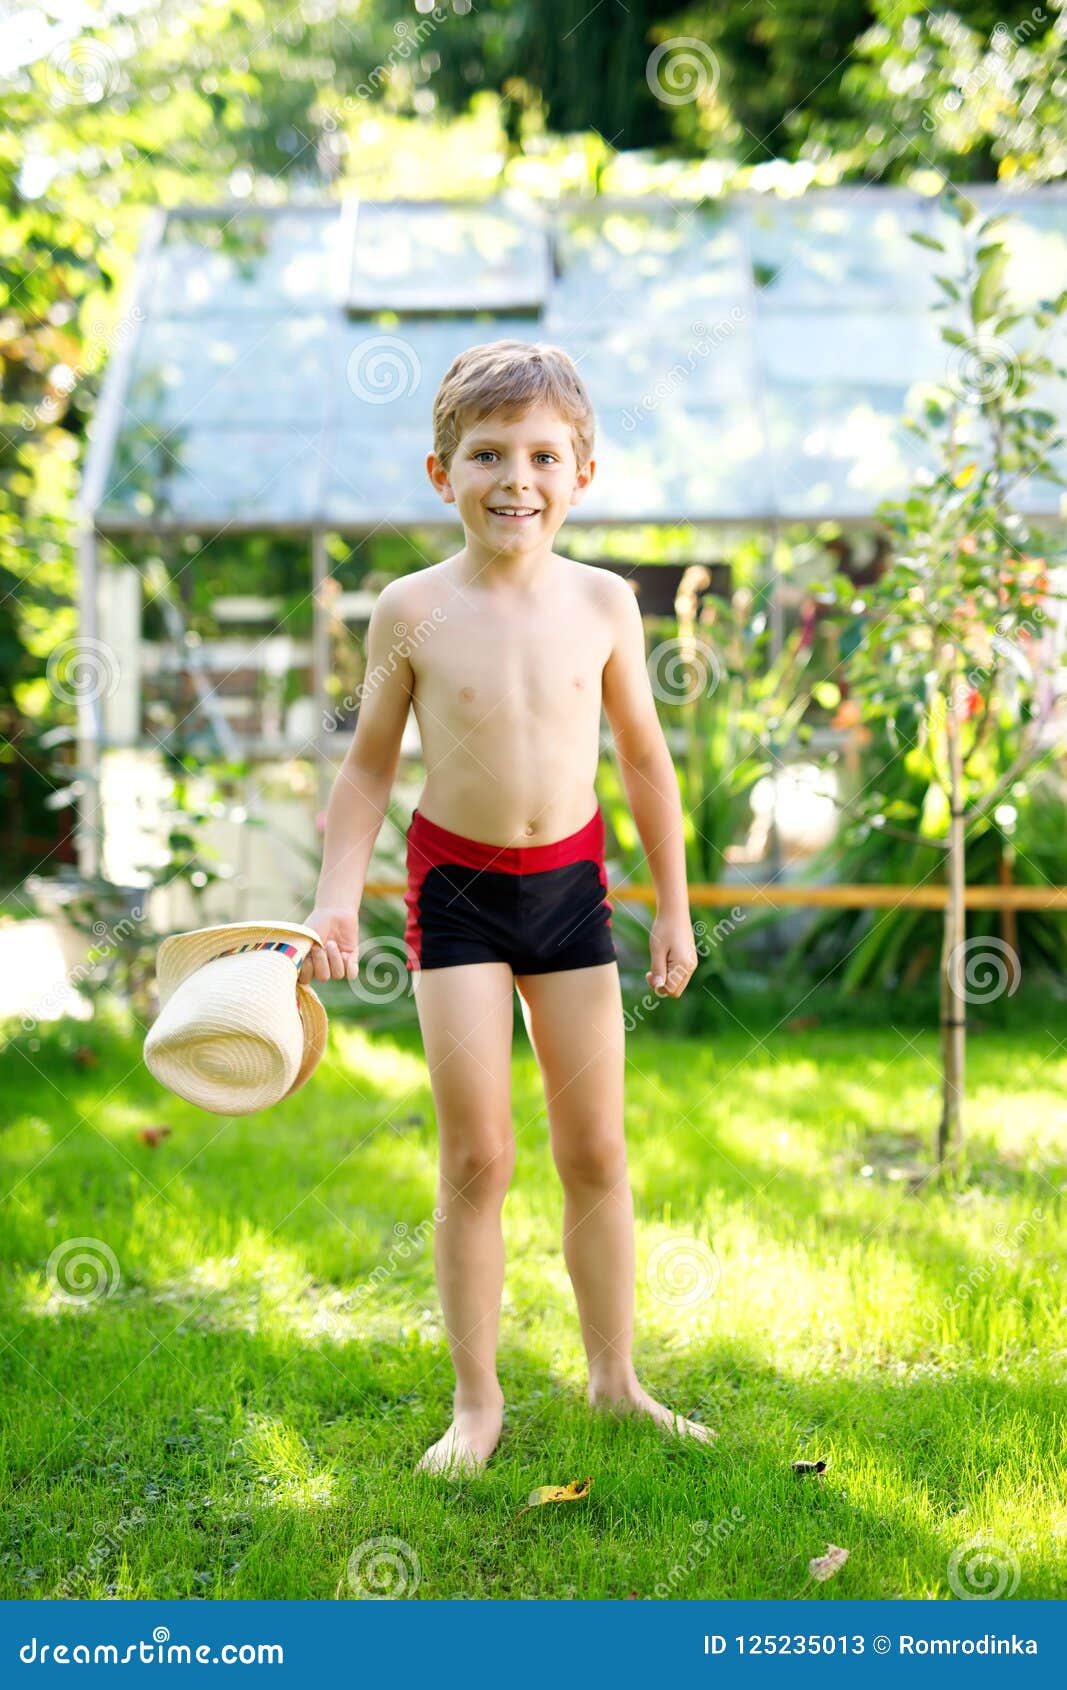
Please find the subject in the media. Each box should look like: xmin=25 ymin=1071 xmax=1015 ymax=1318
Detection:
xmin=832 ymin=189 xmax=1067 ymax=1167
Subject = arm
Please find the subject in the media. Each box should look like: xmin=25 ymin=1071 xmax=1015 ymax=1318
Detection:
xmin=601 ymin=577 xmax=697 ymax=998
xmin=300 ymin=581 xmax=415 ymax=984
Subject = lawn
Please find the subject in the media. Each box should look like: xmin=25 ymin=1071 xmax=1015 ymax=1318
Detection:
xmin=1 ymin=1006 xmax=1064 ymax=1601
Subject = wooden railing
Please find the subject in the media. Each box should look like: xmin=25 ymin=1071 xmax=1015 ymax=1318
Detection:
xmin=363 ymin=882 xmax=1067 ymax=911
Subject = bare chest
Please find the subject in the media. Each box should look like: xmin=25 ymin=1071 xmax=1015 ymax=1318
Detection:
xmin=411 ymin=597 xmax=611 ymax=729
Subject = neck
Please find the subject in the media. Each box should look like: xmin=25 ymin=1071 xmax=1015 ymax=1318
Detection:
xmin=454 ymin=540 xmax=558 ymax=594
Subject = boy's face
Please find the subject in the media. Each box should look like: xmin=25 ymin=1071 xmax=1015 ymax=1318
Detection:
xmin=427 ymin=400 xmax=595 ymax=555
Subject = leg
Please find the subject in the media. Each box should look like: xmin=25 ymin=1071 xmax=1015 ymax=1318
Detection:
xmin=516 ymin=962 xmax=717 ymax=1444
xmin=412 ymin=961 xmax=516 ymax=1476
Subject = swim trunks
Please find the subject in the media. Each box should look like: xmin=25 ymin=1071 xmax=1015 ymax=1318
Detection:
xmin=404 ymin=805 xmax=617 ymax=974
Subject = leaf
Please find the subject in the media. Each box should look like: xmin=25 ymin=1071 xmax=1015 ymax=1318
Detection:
xmin=138 ymin=1124 xmax=172 ymax=1147
xmin=514 ymin=1476 xmax=593 ymax=1519
xmin=909 ymin=232 xmax=945 ymax=253
xmin=809 ymin=1543 xmax=850 ymax=1582
xmin=953 ymin=463 xmax=977 ymax=488
xmin=792 ymin=1459 xmax=827 ymax=1475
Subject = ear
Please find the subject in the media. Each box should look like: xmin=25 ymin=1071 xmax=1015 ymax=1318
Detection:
xmin=426 ymin=451 xmax=455 ymax=504
xmin=569 ymin=456 xmax=596 ymax=507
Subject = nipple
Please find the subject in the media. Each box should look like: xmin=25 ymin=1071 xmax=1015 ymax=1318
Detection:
xmin=459 ymin=685 xmax=476 ymax=701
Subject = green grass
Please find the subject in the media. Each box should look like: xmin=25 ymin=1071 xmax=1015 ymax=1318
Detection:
xmin=1 ymin=1007 xmax=1064 ymax=1600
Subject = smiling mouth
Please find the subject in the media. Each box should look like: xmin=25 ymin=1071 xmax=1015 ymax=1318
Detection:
xmin=487 ymin=507 xmax=541 ymax=519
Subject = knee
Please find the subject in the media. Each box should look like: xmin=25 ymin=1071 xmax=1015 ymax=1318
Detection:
xmin=553 ymin=1125 xmax=628 ymax=1192
xmin=440 ymin=1133 xmax=514 ymax=1205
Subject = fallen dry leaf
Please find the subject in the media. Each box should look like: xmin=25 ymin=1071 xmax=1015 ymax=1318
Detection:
xmin=809 ymin=1543 xmax=849 ymax=1583
xmin=514 ymin=1476 xmax=593 ymax=1520
xmin=138 ymin=1124 xmax=172 ymax=1148
xmin=72 ymin=1046 xmax=99 ymax=1067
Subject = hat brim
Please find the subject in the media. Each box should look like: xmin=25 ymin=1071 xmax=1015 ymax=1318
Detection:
xmin=157 ymin=921 xmax=323 ymax=1000
xmin=287 ymin=983 xmax=328 ymax=1099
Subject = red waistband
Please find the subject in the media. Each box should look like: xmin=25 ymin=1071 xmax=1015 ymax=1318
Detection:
xmin=407 ymin=805 xmax=604 ymax=875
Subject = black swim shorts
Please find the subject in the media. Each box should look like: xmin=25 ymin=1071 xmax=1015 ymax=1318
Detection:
xmin=404 ymin=806 xmax=617 ymax=974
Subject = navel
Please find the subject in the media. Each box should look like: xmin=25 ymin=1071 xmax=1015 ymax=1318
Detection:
xmin=459 ymin=685 xmax=476 ymax=701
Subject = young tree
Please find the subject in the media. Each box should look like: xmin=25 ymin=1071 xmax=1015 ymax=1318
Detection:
xmin=833 ymin=189 xmax=1067 ymax=1167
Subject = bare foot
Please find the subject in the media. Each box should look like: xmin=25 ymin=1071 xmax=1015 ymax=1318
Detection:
xmin=589 ymin=1381 xmax=718 ymax=1444
xmin=414 ymin=1395 xmax=504 ymax=1478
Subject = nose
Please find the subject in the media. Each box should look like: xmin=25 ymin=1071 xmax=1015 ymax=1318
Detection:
xmin=500 ymin=464 xmax=530 ymax=491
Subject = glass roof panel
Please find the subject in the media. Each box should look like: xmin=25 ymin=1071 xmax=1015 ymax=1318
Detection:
xmin=331 ymin=315 xmax=543 ymax=430
xmin=759 ymin=311 xmax=944 ymax=386
xmin=747 ymin=194 xmax=942 ymax=310
xmin=91 ymin=191 xmax=1067 ymax=529
xmin=763 ymin=382 xmax=928 ymax=518
xmin=123 ymin=313 xmax=334 ymax=429
xmin=99 ymin=428 xmax=323 ymax=524
xmin=146 ymin=210 xmax=345 ymax=317
xmin=346 ymin=202 xmax=550 ymax=313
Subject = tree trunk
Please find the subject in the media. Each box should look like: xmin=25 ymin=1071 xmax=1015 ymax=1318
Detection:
xmin=937 ymin=680 xmax=967 ymax=1167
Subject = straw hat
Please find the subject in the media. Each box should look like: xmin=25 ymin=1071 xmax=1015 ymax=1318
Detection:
xmin=143 ymin=921 xmax=328 ymax=1115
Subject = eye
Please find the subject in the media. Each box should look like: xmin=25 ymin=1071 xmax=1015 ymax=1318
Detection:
xmin=535 ymin=453 xmax=558 ymax=464
xmin=473 ymin=450 xmax=497 ymax=462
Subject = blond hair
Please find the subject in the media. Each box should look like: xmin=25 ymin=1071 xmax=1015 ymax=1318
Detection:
xmin=431 ymin=339 xmax=595 ymax=472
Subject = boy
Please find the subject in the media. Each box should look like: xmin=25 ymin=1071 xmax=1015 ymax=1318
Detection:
xmin=300 ymin=340 xmax=713 ymax=1476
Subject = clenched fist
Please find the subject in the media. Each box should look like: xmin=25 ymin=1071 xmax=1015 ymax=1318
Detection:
xmin=299 ymin=908 xmax=361 ymax=985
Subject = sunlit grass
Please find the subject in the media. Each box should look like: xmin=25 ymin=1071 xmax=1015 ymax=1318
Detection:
xmin=0 ymin=1010 xmax=1063 ymax=1599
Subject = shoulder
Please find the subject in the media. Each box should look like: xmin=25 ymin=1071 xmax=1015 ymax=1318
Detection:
xmin=565 ymin=559 xmax=637 ymax=620
xmin=373 ymin=565 xmax=449 ymax=630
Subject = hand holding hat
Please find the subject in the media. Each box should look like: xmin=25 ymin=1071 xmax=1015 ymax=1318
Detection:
xmin=298 ymin=906 xmax=361 ymax=986
xmin=144 ymin=921 xmax=328 ymax=1116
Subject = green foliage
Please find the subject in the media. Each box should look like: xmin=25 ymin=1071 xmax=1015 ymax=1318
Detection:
xmin=835 ymin=2 xmax=1067 ymax=186
xmin=841 ymin=190 xmax=1066 ymax=803
xmin=794 ymin=190 xmax=1067 ymax=992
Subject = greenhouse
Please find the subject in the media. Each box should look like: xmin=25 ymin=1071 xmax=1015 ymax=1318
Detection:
xmin=75 ymin=184 xmax=1067 ymax=913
